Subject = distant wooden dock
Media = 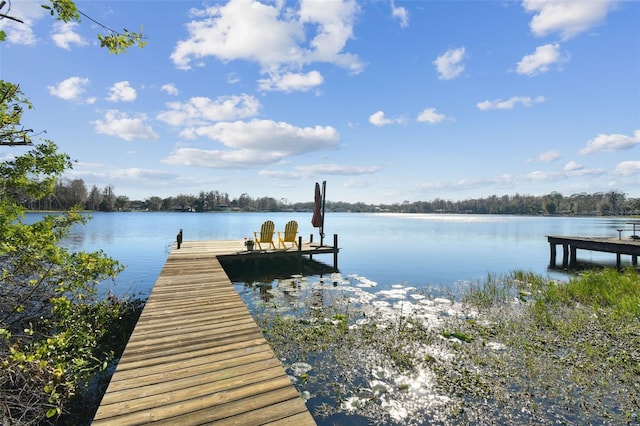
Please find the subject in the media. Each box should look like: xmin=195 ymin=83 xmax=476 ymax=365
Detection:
xmin=547 ymin=235 xmax=640 ymax=269
xmin=92 ymin=238 xmax=339 ymax=425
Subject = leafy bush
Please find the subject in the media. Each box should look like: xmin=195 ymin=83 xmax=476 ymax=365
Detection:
xmin=0 ymin=142 xmax=141 ymax=424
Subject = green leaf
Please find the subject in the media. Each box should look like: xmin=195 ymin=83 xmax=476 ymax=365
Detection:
xmin=46 ymin=407 xmax=60 ymax=418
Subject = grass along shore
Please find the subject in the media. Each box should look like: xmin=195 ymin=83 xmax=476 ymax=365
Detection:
xmin=247 ymin=268 xmax=640 ymax=425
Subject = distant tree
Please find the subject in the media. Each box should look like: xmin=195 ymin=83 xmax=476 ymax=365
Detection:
xmin=604 ymin=191 xmax=625 ymax=215
xmin=219 ymin=191 xmax=230 ymax=207
xmin=237 ymin=193 xmax=252 ymax=210
xmin=196 ymin=190 xmax=226 ymax=211
xmin=99 ymin=185 xmax=116 ymax=211
xmin=145 ymin=196 xmax=163 ymax=211
xmin=255 ymin=196 xmax=279 ymax=211
xmin=86 ymin=185 xmax=101 ymax=211
xmin=69 ymin=178 xmax=88 ymax=207
xmin=544 ymin=201 xmax=557 ymax=215
xmin=54 ymin=178 xmax=88 ymax=209
xmin=162 ymin=196 xmax=175 ymax=211
xmin=115 ymin=195 xmax=130 ymax=211
xmin=175 ymin=194 xmax=196 ymax=211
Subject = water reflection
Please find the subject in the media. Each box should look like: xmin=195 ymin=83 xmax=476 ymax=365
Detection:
xmin=235 ymin=270 xmax=468 ymax=425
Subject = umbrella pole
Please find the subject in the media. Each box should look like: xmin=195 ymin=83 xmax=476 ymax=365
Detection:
xmin=320 ymin=180 xmax=326 ymax=246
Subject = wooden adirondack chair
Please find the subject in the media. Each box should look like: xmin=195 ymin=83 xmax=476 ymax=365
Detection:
xmin=278 ymin=220 xmax=299 ymax=249
xmin=253 ymin=220 xmax=276 ymax=250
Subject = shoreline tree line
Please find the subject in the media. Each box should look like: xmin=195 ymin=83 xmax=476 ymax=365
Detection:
xmin=25 ymin=177 xmax=640 ymax=216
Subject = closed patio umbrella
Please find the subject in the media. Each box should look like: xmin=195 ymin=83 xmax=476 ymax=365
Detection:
xmin=311 ymin=181 xmax=325 ymax=244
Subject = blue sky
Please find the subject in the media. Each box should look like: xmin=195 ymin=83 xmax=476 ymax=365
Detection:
xmin=1 ymin=0 xmax=638 ymax=204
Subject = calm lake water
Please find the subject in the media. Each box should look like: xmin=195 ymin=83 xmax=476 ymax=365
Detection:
xmin=23 ymin=211 xmax=639 ymax=424
xmin=26 ymin=211 xmax=636 ymax=298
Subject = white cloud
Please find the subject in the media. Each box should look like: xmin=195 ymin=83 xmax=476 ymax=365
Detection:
xmin=416 ymin=165 xmax=606 ymax=195
xmin=163 ymin=148 xmax=269 ymax=168
xmin=476 ymin=96 xmax=545 ymax=110
xmin=418 ymin=174 xmax=520 ymax=192
xmin=417 ymin=108 xmax=446 ymax=124
xmin=107 ymin=81 xmax=137 ymax=102
xmin=564 ymin=161 xmax=583 ymax=171
xmin=433 ymin=47 xmax=466 ymax=80
xmin=523 ymin=0 xmax=618 ymax=40
xmin=3 ymin=22 xmax=37 ymax=45
xmin=47 ymin=76 xmax=90 ymax=101
xmin=93 ymin=110 xmax=159 ymax=141
xmin=614 ymin=161 xmax=640 ymax=176
xmin=579 ymin=130 xmax=640 ymax=155
xmin=536 ymin=150 xmax=561 ymax=162
xmin=163 ymin=119 xmax=339 ymax=168
xmin=181 ymin=119 xmax=338 ymax=152
xmin=227 ymin=73 xmax=241 ymax=84
xmin=109 ymin=168 xmax=178 ymax=180
xmin=157 ymin=94 xmax=261 ymax=127
xmin=344 ymin=178 xmax=374 ymax=188
xmin=258 ymin=70 xmax=324 ymax=92
xmin=170 ymin=0 xmax=362 ymax=90
xmin=161 ymin=83 xmax=179 ymax=96
xmin=526 ymin=170 xmax=556 ymax=181
xmin=369 ymin=111 xmax=391 ymax=126
xmin=369 ymin=110 xmax=405 ymax=127
xmin=517 ymin=43 xmax=568 ymax=76
xmin=0 ymin=0 xmax=45 ymax=45
xmin=171 ymin=0 xmax=301 ymax=69
xmin=391 ymin=0 xmax=409 ymax=28
xmin=299 ymin=0 xmax=361 ymax=70
xmin=51 ymin=21 xmax=87 ymax=50
xmin=260 ymin=163 xmax=380 ymax=179
xmin=303 ymin=163 xmax=380 ymax=175
xmin=67 ymin=164 xmax=180 ymax=188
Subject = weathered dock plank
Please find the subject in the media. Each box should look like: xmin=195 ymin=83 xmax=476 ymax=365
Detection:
xmin=92 ymin=240 xmax=317 ymax=425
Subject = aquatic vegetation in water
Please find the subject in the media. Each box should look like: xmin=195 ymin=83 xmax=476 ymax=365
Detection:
xmin=236 ymin=267 xmax=640 ymax=425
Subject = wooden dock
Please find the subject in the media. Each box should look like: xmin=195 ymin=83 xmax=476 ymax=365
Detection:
xmin=91 ymin=239 xmax=337 ymax=425
xmin=547 ymin=235 xmax=640 ymax=269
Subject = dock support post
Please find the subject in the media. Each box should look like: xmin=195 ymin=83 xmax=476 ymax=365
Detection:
xmin=333 ymin=234 xmax=338 ymax=270
xmin=549 ymin=242 xmax=557 ymax=268
xmin=562 ymin=243 xmax=569 ymax=269
xmin=633 ymin=255 xmax=638 ymax=266
xmin=616 ymin=253 xmax=622 ymax=270
xmin=570 ymin=245 xmax=577 ymax=268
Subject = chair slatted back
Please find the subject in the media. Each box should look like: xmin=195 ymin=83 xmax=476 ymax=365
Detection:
xmin=283 ymin=221 xmax=298 ymax=241
xmin=259 ymin=220 xmax=275 ymax=241
xmin=254 ymin=220 xmax=276 ymax=250
xmin=278 ymin=220 xmax=299 ymax=249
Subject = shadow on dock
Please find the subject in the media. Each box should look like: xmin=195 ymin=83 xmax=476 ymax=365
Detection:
xmin=220 ymin=256 xmax=337 ymax=283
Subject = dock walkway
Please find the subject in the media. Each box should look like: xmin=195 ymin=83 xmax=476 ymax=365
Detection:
xmin=92 ymin=240 xmax=328 ymax=425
